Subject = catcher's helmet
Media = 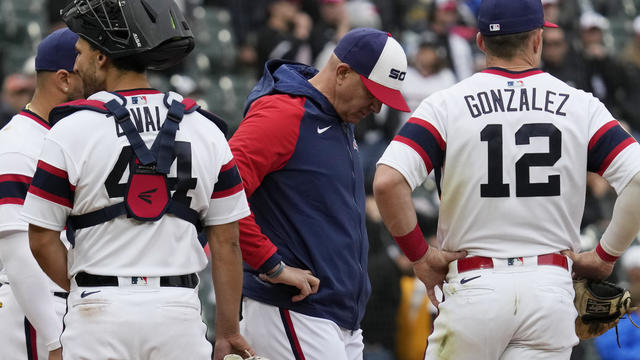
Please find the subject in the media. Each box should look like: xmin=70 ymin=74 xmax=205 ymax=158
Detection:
xmin=61 ymin=0 xmax=194 ymax=70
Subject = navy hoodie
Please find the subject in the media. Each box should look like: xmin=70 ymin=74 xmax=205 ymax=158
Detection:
xmin=229 ymin=60 xmax=371 ymax=330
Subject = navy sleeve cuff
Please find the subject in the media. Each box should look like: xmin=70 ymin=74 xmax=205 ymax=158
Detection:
xmin=257 ymin=253 xmax=283 ymax=274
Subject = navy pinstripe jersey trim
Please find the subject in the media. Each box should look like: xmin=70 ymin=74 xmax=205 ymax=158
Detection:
xmin=212 ymin=160 xmax=243 ymax=199
xmin=0 ymin=174 xmax=31 ymax=205
xmin=29 ymin=161 xmax=75 ymax=208
xmin=588 ymin=121 xmax=636 ymax=175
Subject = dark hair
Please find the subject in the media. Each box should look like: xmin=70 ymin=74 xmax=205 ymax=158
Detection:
xmin=111 ymin=55 xmax=147 ymax=74
xmin=87 ymin=41 xmax=146 ymax=74
xmin=483 ymin=29 xmax=537 ymax=59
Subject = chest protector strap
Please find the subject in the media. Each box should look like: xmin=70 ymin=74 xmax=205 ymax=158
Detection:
xmin=67 ymin=98 xmax=203 ymax=239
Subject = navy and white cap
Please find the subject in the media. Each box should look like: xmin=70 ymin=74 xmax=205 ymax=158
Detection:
xmin=35 ymin=28 xmax=79 ymax=72
xmin=334 ymin=28 xmax=410 ymax=112
xmin=478 ymin=0 xmax=557 ymax=36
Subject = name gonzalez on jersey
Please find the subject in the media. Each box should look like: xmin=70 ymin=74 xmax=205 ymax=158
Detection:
xmin=464 ymin=86 xmax=570 ymax=118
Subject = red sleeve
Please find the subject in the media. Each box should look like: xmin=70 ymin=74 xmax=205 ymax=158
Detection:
xmin=229 ymin=94 xmax=304 ymax=270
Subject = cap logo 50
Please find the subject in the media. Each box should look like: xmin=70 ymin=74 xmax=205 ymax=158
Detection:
xmin=389 ymin=68 xmax=406 ymax=81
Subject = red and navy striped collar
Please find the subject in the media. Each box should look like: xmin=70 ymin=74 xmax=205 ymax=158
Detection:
xmin=481 ymin=67 xmax=544 ymax=79
xmin=115 ymin=88 xmax=162 ymax=96
xmin=19 ymin=109 xmax=50 ymax=130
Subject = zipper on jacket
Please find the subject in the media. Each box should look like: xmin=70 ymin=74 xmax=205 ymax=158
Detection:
xmin=341 ymin=123 xmax=367 ymax=329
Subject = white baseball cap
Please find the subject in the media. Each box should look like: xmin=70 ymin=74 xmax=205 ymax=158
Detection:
xmin=333 ymin=28 xmax=410 ymax=112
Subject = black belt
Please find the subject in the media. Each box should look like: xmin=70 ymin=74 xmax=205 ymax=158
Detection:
xmin=74 ymin=272 xmax=198 ymax=289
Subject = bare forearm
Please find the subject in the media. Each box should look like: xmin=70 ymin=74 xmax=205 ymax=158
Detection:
xmin=208 ymin=222 xmax=243 ymax=337
xmin=373 ymin=164 xmax=418 ymax=236
xmin=28 ymin=225 xmax=69 ymax=290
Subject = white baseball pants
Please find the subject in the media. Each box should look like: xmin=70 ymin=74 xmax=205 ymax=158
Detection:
xmin=425 ymin=255 xmax=579 ymax=359
xmin=240 ymin=297 xmax=364 ymax=360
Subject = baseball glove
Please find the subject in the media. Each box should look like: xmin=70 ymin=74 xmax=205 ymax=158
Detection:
xmin=573 ymin=279 xmax=638 ymax=341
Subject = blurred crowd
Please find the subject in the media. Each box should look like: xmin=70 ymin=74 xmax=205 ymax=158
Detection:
xmin=1 ymin=0 xmax=640 ymax=359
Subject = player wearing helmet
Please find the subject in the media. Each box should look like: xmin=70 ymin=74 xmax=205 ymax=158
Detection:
xmin=23 ymin=1 xmax=254 ymax=359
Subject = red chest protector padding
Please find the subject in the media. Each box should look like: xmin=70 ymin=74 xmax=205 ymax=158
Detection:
xmin=49 ymin=94 xmax=224 ymax=246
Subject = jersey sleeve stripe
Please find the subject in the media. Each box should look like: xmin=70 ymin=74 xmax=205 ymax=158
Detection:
xmin=407 ymin=117 xmax=445 ymax=150
xmin=596 ymin=137 xmax=636 ymax=175
xmin=36 ymin=160 xmax=69 ymax=179
xmin=28 ymin=161 xmax=75 ymax=208
xmin=213 ymin=162 xmax=243 ymax=192
xmin=0 ymin=198 xmax=25 ymax=205
xmin=211 ymin=183 xmax=244 ymax=199
xmin=587 ymin=123 xmax=635 ymax=174
xmin=395 ymin=120 xmax=445 ymax=171
xmin=0 ymin=174 xmax=32 ymax=183
xmin=0 ymin=174 xmax=31 ymax=203
xmin=27 ymin=185 xmax=73 ymax=208
xmin=588 ymin=120 xmax=618 ymax=151
xmin=394 ymin=135 xmax=434 ymax=172
xmin=220 ymin=159 xmax=237 ymax=173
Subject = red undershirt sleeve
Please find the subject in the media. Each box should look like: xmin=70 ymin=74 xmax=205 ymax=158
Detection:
xmin=229 ymin=94 xmax=305 ymax=271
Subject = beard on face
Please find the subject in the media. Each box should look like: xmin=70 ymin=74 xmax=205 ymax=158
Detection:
xmin=79 ymin=65 xmax=105 ymax=99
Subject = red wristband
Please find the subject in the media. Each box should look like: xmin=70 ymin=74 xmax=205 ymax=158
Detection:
xmin=393 ymin=224 xmax=428 ymax=262
xmin=595 ymin=243 xmax=619 ymax=262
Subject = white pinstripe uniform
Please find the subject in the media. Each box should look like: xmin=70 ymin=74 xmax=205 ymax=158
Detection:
xmin=21 ymin=90 xmax=250 ymax=359
xmin=378 ymin=68 xmax=640 ymax=359
xmin=0 ymin=110 xmax=68 ymax=360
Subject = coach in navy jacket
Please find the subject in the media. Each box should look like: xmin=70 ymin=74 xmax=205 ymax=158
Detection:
xmin=229 ymin=28 xmax=410 ymax=359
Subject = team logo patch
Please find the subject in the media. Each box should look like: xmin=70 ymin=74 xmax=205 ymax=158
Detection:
xmin=131 ymin=277 xmax=148 ymax=285
xmin=507 ymin=80 xmax=525 ymax=87
xmin=507 ymin=257 xmax=524 ymax=266
xmin=489 ymin=24 xmax=501 ymax=32
xmin=131 ymin=96 xmax=147 ymax=105
xmin=137 ymin=188 xmax=157 ymax=204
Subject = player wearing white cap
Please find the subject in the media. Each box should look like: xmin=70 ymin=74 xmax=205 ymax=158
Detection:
xmin=21 ymin=1 xmax=255 ymax=359
xmin=0 ymin=28 xmax=83 ymax=360
xmin=230 ymin=28 xmax=410 ymax=360
xmin=373 ymin=0 xmax=640 ymax=358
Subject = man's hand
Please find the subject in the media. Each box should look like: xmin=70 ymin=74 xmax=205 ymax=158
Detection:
xmin=49 ymin=348 xmax=62 ymax=360
xmin=259 ymin=265 xmax=320 ymax=302
xmin=413 ymin=246 xmax=467 ymax=307
xmin=562 ymin=249 xmax=615 ymax=280
xmin=213 ymin=333 xmax=255 ymax=360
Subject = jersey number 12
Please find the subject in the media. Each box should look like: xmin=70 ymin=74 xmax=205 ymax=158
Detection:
xmin=480 ymin=123 xmax=561 ymax=198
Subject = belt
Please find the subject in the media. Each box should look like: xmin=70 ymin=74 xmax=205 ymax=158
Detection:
xmin=74 ymin=272 xmax=199 ymax=289
xmin=457 ymin=253 xmax=568 ymax=273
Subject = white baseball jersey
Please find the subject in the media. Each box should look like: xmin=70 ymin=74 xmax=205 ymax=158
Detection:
xmin=379 ymin=68 xmax=640 ymax=258
xmin=0 ymin=110 xmax=65 ymax=290
xmin=21 ymin=89 xmax=250 ymax=277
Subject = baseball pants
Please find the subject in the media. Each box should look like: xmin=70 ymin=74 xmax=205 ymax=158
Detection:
xmin=0 ymin=283 xmax=67 ymax=360
xmin=62 ymin=274 xmax=211 ymax=360
xmin=240 ymin=297 xmax=364 ymax=360
xmin=424 ymin=254 xmax=579 ymax=360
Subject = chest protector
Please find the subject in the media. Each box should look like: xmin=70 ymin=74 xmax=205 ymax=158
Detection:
xmin=50 ymin=92 xmax=227 ymax=246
